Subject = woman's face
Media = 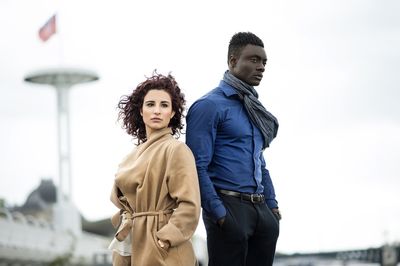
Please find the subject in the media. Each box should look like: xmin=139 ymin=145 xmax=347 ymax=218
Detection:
xmin=141 ymin=89 xmax=175 ymax=136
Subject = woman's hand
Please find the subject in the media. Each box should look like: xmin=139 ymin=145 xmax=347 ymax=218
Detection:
xmin=158 ymin=239 xmax=170 ymax=250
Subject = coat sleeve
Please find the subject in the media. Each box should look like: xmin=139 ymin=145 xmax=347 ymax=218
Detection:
xmin=110 ymin=183 xmax=124 ymax=228
xmin=155 ymin=142 xmax=201 ymax=247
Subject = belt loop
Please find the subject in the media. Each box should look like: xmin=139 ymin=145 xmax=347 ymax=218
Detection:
xmin=250 ymin=194 xmax=255 ymax=203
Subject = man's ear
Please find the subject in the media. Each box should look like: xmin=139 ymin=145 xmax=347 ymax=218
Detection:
xmin=228 ymin=55 xmax=237 ymax=69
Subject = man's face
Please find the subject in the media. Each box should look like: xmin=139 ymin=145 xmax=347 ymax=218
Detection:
xmin=229 ymin=44 xmax=267 ymax=86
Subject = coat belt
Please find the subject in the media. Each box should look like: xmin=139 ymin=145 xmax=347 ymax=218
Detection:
xmin=115 ymin=209 xmax=173 ymax=241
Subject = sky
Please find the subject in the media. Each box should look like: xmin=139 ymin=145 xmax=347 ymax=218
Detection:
xmin=1 ymin=0 xmax=400 ymax=254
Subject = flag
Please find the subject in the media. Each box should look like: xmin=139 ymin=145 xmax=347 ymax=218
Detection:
xmin=38 ymin=14 xmax=56 ymax=42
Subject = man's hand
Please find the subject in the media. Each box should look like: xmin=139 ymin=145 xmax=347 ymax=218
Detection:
xmin=217 ymin=217 xmax=225 ymax=227
xmin=271 ymin=208 xmax=282 ymax=221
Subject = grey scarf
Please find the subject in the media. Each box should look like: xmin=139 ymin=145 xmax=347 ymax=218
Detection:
xmin=223 ymin=70 xmax=278 ymax=148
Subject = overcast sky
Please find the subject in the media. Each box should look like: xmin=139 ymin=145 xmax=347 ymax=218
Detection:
xmin=1 ymin=0 xmax=400 ymax=254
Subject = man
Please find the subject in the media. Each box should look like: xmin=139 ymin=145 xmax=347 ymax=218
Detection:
xmin=186 ymin=32 xmax=281 ymax=266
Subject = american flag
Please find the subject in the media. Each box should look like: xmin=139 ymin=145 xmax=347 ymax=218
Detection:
xmin=38 ymin=14 xmax=56 ymax=42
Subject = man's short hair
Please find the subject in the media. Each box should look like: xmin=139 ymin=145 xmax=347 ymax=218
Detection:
xmin=228 ymin=32 xmax=264 ymax=62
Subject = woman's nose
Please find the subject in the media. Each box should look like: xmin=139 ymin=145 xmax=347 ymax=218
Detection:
xmin=153 ymin=106 xmax=161 ymax=114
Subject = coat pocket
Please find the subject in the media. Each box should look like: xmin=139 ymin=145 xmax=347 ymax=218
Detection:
xmin=153 ymin=233 xmax=169 ymax=259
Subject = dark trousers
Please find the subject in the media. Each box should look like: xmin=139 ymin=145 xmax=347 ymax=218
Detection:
xmin=203 ymin=194 xmax=279 ymax=266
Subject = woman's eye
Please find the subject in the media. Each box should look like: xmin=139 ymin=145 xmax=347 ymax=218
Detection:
xmin=146 ymin=103 xmax=154 ymax=107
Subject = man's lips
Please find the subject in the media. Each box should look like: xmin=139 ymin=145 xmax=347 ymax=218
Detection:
xmin=254 ymin=74 xmax=263 ymax=80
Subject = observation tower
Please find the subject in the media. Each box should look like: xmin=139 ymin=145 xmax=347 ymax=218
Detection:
xmin=24 ymin=68 xmax=99 ymax=234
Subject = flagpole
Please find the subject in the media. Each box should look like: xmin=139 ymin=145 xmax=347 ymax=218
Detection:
xmin=57 ymin=12 xmax=64 ymax=66
xmin=56 ymin=0 xmax=64 ymax=65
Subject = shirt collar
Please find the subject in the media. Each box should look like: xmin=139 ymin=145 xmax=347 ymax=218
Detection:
xmin=219 ymin=80 xmax=238 ymax=97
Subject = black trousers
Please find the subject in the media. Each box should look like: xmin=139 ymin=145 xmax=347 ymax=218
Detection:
xmin=203 ymin=194 xmax=279 ymax=266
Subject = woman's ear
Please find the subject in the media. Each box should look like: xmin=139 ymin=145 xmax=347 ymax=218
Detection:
xmin=171 ymin=111 xmax=175 ymax=119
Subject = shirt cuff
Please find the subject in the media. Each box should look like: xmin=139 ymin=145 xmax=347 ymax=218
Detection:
xmin=266 ymin=199 xmax=278 ymax=209
xmin=211 ymin=202 xmax=226 ymax=222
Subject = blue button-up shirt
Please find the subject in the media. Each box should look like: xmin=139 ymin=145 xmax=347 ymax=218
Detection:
xmin=186 ymin=80 xmax=278 ymax=221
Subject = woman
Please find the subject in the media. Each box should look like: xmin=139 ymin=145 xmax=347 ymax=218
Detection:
xmin=109 ymin=72 xmax=201 ymax=266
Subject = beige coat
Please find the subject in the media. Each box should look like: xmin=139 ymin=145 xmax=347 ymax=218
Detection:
xmin=110 ymin=127 xmax=201 ymax=266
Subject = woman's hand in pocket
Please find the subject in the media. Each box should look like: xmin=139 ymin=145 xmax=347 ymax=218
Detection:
xmin=157 ymin=239 xmax=170 ymax=250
